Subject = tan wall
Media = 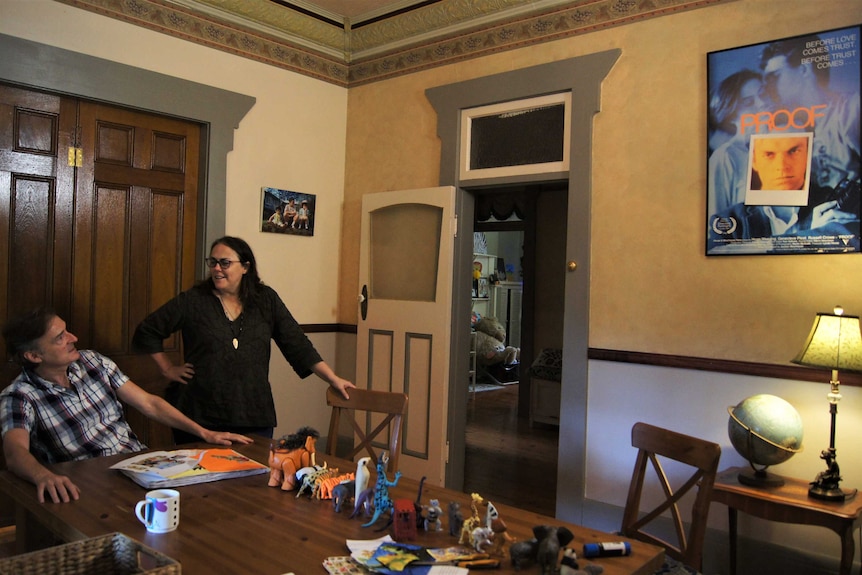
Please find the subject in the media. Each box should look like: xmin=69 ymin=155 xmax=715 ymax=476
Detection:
xmin=342 ymin=0 xmax=862 ymax=368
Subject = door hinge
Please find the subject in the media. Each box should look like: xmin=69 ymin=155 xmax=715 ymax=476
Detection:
xmin=67 ymin=147 xmax=82 ymax=167
xmin=452 ymin=214 xmax=458 ymax=238
xmin=444 ymin=440 xmax=450 ymax=464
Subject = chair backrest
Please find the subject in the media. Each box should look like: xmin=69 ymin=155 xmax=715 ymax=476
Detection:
xmin=325 ymin=387 xmax=408 ymax=473
xmin=620 ymin=422 xmax=721 ymax=571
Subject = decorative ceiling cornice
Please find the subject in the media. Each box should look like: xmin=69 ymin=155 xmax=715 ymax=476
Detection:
xmin=53 ymin=0 xmax=731 ymax=87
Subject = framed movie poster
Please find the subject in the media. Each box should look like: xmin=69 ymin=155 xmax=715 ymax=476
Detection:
xmin=260 ymin=187 xmax=316 ymax=237
xmin=706 ymin=25 xmax=860 ymax=255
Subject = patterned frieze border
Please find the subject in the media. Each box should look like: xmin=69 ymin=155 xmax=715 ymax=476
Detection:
xmin=52 ymin=0 xmax=732 ymax=87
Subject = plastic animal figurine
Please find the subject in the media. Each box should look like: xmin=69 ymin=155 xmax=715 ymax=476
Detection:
xmin=362 ymin=451 xmax=402 ymax=528
xmin=471 ymin=526 xmax=494 ymax=553
xmin=560 ymin=546 xmax=603 ymax=575
xmin=332 ymin=480 xmax=355 ymax=513
xmin=393 ymin=499 xmax=417 ymax=541
xmin=295 ymin=463 xmax=335 ymax=498
xmin=448 ymin=501 xmax=464 ymax=537
xmin=458 ymin=493 xmax=484 ymax=545
xmin=354 ymin=457 xmax=372 ymax=504
xmin=509 ymin=538 xmax=539 ymax=571
xmin=424 ymin=498 xmax=443 ymax=531
xmin=268 ymin=426 xmax=319 ymax=491
xmin=534 ymin=525 xmax=575 ymax=575
xmin=413 ymin=476 xmax=427 ymax=529
xmin=318 ymin=472 xmax=353 ymax=500
xmin=350 ymin=487 xmax=374 ymax=519
xmin=480 ymin=500 xmax=514 ymax=556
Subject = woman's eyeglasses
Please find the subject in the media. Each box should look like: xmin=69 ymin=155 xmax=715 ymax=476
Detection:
xmin=205 ymin=258 xmax=243 ymax=269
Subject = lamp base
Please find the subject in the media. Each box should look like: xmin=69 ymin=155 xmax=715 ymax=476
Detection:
xmin=808 ymin=484 xmax=857 ymax=502
xmin=738 ymin=468 xmax=784 ymax=488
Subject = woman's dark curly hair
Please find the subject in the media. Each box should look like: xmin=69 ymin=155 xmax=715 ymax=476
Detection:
xmin=202 ymin=236 xmax=264 ymax=304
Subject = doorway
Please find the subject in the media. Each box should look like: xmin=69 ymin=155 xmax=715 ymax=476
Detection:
xmin=462 ymin=185 xmax=565 ymax=515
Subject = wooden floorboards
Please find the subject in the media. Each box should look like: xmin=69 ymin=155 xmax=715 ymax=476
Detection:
xmin=463 ymin=384 xmax=559 ymax=517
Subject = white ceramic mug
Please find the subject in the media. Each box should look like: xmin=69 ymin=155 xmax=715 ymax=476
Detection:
xmin=135 ymin=489 xmax=180 ymax=533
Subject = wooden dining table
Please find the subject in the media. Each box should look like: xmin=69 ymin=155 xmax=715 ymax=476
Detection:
xmin=0 ymin=439 xmax=663 ymax=574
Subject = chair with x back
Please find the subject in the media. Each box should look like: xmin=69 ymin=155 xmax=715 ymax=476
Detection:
xmin=325 ymin=387 xmax=408 ymax=474
xmin=621 ymin=422 xmax=722 ymax=573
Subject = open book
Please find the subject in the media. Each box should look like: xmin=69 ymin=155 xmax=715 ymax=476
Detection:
xmin=111 ymin=448 xmax=268 ymax=488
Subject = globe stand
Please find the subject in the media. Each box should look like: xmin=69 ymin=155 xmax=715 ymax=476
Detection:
xmin=728 ymin=400 xmax=802 ymax=490
xmin=738 ymin=464 xmax=784 ymax=488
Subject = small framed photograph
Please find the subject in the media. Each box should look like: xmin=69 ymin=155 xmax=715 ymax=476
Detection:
xmin=261 ymin=187 xmax=316 ymax=237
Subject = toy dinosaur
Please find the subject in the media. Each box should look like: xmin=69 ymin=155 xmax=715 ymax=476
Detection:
xmin=361 ymin=451 xmax=401 ymax=529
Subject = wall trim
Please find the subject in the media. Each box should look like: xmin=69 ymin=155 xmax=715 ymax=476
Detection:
xmin=328 ymin=326 xmax=862 ymax=387
xmin=590 ymin=347 xmax=862 ymax=387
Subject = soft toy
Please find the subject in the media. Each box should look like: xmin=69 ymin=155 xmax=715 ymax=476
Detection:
xmin=473 ymin=316 xmax=520 ymax=366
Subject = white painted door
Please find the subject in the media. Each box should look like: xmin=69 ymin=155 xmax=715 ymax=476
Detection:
xmin=357 ymin=187 xmax=456 ymax=486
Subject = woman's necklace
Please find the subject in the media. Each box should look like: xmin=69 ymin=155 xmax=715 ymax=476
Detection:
xmin=216 ymin=293 xmax=243 ymax=349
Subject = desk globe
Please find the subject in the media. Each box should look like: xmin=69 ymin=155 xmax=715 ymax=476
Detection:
xmin=728 ymin=394 xmax=803 ymax=487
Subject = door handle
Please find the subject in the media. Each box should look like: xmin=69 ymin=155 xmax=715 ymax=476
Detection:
xmin=360 ymin=285 xmax=368 ymax=320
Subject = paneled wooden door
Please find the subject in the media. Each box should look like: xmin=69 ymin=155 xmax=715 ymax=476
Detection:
xmin=356 ymin=187 xmax=456 ymax=486
xmin=0 ymin=83 xmax=201 ymax=448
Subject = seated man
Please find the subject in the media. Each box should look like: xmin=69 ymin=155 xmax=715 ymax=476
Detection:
xmin=1 ymin=307 xmax=253 ymax=504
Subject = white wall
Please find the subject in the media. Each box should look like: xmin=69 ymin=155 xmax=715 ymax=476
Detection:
xmin=587 ymin=360 xmax=862 ymax=569
xmin=1 ymin=0 xmax=349 ymax=437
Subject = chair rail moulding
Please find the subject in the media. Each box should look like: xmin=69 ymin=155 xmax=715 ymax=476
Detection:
xmin=589 ymin=348 xmax=862 ymax=388
xmin=55 ymin=0 xmax=734 ymax=87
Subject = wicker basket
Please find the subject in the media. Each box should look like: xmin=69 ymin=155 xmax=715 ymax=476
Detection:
xmin=0 ymin=532 xmax=180 ymax=575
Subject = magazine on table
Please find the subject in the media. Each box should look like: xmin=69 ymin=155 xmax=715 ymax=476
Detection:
xmin=111 ymin=448 xmax=268 ymax=488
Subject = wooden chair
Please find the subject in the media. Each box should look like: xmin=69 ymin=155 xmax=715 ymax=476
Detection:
xmin=325 ymin=387 xmax=408 ymax=473
xmin=621 ymin=422 xmax=721 ymax=572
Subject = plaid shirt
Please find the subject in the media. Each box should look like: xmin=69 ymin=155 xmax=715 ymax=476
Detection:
xmin=0 ymin=350 xmax=145 ymax=464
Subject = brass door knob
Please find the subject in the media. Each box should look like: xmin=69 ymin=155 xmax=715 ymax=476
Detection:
xmin=567 ymin=261 xmax=577 ymax=272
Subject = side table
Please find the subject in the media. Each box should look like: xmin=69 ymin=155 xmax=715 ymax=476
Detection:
xmin=711 ymin=466 xmax=862 ymax=575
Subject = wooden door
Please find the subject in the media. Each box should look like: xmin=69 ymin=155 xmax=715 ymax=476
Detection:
xmin=357 ymin=187 xmax=456 ymax=486
xmin=0 ymin=84 xmax=201 ymax=449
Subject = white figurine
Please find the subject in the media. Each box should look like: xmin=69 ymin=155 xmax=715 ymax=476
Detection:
xmin=354 ymin=457 xmax=371 ymax=506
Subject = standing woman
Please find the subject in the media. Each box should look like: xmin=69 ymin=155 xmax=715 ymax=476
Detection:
xmin=133 ymin=236 xmax=354 ymax=444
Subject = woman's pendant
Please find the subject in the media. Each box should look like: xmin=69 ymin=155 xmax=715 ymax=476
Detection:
xmin=232 ymin=337 xmax=239 ymax=349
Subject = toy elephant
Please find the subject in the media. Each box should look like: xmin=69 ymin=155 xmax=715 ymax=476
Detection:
xmin=534 ymin=525 xmax=575 ymax=575
xmin=268 ymin=426 xmax=319 ymax=491
xmin=332 ymin=480 xmax=355 ymax=512
xmin=509 ymin=538 xmax=538 ymax=570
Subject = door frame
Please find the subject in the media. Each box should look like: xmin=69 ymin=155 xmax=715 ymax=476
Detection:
xmin=426 ymin=50 xmax=620 ymax=522
xmin=0 ymin=33 xmax=255 ymax=256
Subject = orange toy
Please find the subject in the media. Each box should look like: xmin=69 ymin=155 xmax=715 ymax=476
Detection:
xmin=268 ymin=427 xmax=319 ymax=491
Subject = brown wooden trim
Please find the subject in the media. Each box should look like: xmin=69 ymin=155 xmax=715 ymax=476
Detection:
xmin=325 ymin=327 xmax=862 ymax=387
xmin=301 ymin=323 xmax=357 ymax=334
xmin=589 ymin=348 xmax=862 ymax=388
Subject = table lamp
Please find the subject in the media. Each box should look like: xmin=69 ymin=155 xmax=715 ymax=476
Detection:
xmin=792 ymin=306 xmax=862 ymax=501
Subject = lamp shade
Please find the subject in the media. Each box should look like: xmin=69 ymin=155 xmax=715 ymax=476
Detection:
xmin=792 ymin=309 xmax=862 ymax=373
